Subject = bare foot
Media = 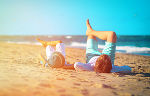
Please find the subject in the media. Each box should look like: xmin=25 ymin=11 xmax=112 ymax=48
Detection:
xmin=36 ymin=38 xmax=62 ymax=47
xmin=86 ymin=19 xmax=94 ymax=36
xmin=36 ymin=38 xmax=47 ymax=47
xmin=47 ymin=40 xmax=62 ymax=46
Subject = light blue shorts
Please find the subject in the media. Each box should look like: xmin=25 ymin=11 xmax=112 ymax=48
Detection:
xmin=86 ymin=39 xmax=116 ymax=65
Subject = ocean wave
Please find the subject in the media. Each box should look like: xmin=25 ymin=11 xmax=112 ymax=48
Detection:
xmin=65 ymin=36 xmax=72 ymax=39
xmin=6 ymin=41 xmax=150 ymax=55
xmin=116 ymin=46 xmax=150 ymax=53
xmin=70 ymin=42 xmax=150 ymax=54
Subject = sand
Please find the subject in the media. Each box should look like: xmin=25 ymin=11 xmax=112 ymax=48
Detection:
xmin=0 ymin=42 xmax=150 ymax=96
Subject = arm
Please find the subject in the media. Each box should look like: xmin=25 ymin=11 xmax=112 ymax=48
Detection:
xmin=74 ymin=62 xmax=94 ymax=71
xmin=111 ymin=65 xmax=132 ymax=73
xmin=62 ymin=64 xmax=75 ymax=70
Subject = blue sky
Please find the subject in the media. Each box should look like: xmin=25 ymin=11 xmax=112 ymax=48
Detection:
xmin=0 ymin=0 xmax=150 ymax=35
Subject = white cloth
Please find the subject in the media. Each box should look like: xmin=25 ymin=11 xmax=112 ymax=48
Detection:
xmin=74 ymin=55 xmax=132 ymax=73
xmin=46 ymin=43 xmax=66 ymax=64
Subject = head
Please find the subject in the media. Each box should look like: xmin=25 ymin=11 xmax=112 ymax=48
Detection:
xmin=48 ymin=52 xmax=65 ymax=68
xmin=94 ymin=54 xmax=112 ymax=73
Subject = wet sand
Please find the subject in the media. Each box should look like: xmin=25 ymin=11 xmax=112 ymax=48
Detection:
xmin=0 ymin=42 xmax=150 ymax=96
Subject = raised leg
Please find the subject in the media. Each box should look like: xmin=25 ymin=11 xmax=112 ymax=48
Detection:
xmin=86 ymin=19 xmax=117 ymax=43
xmin=86 ymin=19 xmax=102 ymax=63
xmin=46 ymin=45 xmax=55 ymax=60
xmin=86 ymin=19 xmax=117 ymax=65
xmin=56 ymin=43 xmax=66 ymax=58
xmin=36 ymin=38 xmax=62 ymax=47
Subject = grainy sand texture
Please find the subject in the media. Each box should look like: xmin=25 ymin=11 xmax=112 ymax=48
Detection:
xmin=0 ymin=42 xmax=150 ymax=96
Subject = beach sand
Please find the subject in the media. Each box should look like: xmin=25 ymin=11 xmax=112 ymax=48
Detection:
xmin=0 ymin=42 xmax=150 ymax=96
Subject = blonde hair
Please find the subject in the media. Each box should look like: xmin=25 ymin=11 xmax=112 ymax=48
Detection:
xmin=94 ymin=54 xmax=112 ymax=73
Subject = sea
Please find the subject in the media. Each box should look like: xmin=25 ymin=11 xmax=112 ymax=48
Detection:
xmin=0 ymin=35 xmax=150 ymax=56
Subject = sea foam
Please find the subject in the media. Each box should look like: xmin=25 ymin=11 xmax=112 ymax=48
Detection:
xmin=6 ymin=41 xmax=150 ymax=55
xmin=70 ymin=42 xmax=150 ymax=54
xmin=65 ymin=36 xmax=72 ymax=39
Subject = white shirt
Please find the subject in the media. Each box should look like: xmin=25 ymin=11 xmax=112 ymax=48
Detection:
xmin=74 ymin=56 xmax=132 ymax=73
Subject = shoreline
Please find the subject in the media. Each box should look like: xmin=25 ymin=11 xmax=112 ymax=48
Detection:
xmin=1 ymin=41 xmax=150 ymax=57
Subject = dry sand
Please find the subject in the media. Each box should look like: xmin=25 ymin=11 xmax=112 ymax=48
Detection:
xmin=0 ymin=42 xmax=150 ymax=96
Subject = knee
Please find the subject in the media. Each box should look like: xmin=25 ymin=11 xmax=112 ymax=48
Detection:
xmin=112 ymin=31 xmax=117 ymax=39
xmin=111 ymin=31 xmax=117 ymax=37
xmin=107 ymin=31 xmax=117 ymax=43
xmin=111 ymin=31 xmax=117 ymax=42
